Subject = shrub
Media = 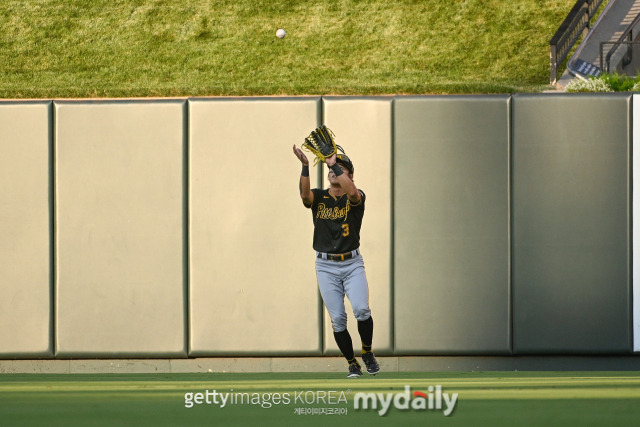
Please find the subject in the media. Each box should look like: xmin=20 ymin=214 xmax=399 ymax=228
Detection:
xmin=565 ymin=72 xmax=640 ymax=92
xmin=565 ymin=77 xmax=614 ymax=92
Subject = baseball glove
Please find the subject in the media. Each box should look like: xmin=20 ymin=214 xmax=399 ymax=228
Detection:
xmin=302 ymin=125 xmax=338 ymax=166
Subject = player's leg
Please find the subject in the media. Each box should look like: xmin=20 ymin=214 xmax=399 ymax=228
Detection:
xmin=357 ymin=316 xmax=374 ymax=354
xmin=333 ymin=329 xmax=361 ymax=378
xmin=316 ymin=258 xmax=361 ymax=377
xmin=343 ymin=256 xmax=380 ymax=375
xmin=316 ymin=259 xmax=348 ymax=333
xmin=342 ymin=255 xmax=372 ymax=335
xmin=357 ymin=316 xmax=379 ymax=374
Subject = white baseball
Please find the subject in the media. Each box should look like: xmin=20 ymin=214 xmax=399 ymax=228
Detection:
xmin=276 ymin=28 xmax=286 ymax=39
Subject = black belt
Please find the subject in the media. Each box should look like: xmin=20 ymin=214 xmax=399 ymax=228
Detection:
xmin=317 ymin=249 xmax=360 ymax=262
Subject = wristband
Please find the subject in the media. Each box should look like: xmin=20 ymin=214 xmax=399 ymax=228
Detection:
xmin=330 ymin=163 xmax=344 ymax=177
xmin=301 ymin=164 xmax=309 ymax=177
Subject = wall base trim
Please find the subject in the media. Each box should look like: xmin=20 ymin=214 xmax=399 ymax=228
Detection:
xmin=2 ymin=356 xmax=640 ymax=374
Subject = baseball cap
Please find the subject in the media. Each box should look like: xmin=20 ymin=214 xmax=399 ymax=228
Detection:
xmin=335 ymin=153 xmax=354 ymax=175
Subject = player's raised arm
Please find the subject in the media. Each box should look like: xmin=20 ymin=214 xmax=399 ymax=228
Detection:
xmin=325 ymin=154 xmax=361 ymax=204
xmin=293 ymin=144 xmax=313 ymax=206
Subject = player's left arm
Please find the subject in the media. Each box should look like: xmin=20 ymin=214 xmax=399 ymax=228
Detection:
xmin=325 ymin=154 xmax=361 ymax=204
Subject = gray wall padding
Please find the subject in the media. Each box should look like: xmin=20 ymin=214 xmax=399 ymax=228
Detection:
xmin=394 ymin=96 xmax=512 ymax=354
xmin=188 ymin=98 xmax=323 ymax=356
xmin=321 ymin=97 xmax=394 ymax=355
xmin=512 ymin=94 xmax=631 ymax=354
xmin=0 ymin=94 xmax=634 ymax=358
xmin=54 ymin=101 xmax=187 ymax=357
xmin=0 ymin=102 xmax=53 ymax=358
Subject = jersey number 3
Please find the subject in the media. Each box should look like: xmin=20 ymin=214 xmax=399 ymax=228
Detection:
xmin=341 ymin=224 xmax=350 ymax=237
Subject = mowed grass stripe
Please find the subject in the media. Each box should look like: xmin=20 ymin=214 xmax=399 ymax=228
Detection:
xmin=1 ymin=373 xmax=639 ymax=427
xmin=2 ymin=372 xmax=640 ymax=398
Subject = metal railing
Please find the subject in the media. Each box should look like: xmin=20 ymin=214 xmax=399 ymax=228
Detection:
xmin=601 ymin=11 xmax=640 ymax=73
xmin=600 ymin=41 xmax=640 ymax=75
xmin=550 ymin=0 xmax=605 ymax=84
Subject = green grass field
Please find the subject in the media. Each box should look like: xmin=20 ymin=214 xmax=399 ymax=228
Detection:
xmin=0 ymin=0 xmax=598 ymax=98
xmin=2 ymin=371 xmax=639 ymax=426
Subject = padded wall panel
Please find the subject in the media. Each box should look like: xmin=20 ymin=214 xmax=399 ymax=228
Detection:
xmin=189 ymin=98 xmax=322 ymax=355
xmin=55 ymin=101 xmax=186 ymax=357
xmin=321 ymin=97 xmax=393 ymax=355
xmin=394 ymin=96 xmax=511 ymax=354
xmin=512 ymin=94 xmax=631 ymax=354
xmin=634 ymin=94 xmax=640 ymax=352
xmin=0 ymin=102 xmax=53 ymax=357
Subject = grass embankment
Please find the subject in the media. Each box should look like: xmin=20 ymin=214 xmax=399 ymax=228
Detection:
xmin=0 ymin=1 xmax=583 ymax=98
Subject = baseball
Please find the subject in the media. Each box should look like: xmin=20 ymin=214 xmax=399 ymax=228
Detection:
xmin=276 ymin=28 xmax=286 ymax=39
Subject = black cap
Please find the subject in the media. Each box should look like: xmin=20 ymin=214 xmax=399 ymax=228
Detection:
xmin=335 ymin=153 xmax=354 ymax=175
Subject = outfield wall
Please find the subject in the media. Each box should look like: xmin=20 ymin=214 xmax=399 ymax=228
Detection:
xmin=0 ymin=94 xmax=635 ymax=359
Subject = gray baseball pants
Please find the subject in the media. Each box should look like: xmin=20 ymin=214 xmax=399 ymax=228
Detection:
xmin=315 ymin=252 xmax=371 ymax=332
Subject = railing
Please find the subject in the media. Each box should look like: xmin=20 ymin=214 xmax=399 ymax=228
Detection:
xmin=600 ymin=41 xmax=640 ymax=75
xmin=550 ymin=0 xmax=605 ymax=84
xmin=601 ymin=11 xmax=640 ymax=73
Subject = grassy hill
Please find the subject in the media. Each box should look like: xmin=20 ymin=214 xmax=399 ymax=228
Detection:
xmin=0 ymin=0 xmax=588 ymax=98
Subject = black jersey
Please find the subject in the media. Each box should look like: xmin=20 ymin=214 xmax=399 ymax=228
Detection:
xmin=306 ymin=188 xmax=366 ymax=253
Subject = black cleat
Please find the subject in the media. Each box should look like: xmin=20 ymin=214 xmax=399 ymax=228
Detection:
xmin=362 ymin=352 xmax=380 ymax=375
xmin=347 ymin=362 xmax=362 ymax=378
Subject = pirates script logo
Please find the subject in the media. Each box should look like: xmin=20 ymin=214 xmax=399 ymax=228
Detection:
xmin=316 ymin=201 xmax=351 ymax=221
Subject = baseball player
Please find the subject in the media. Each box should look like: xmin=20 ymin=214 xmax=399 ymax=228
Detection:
xmin=292 ymin=141 xmax=380 ymax=378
